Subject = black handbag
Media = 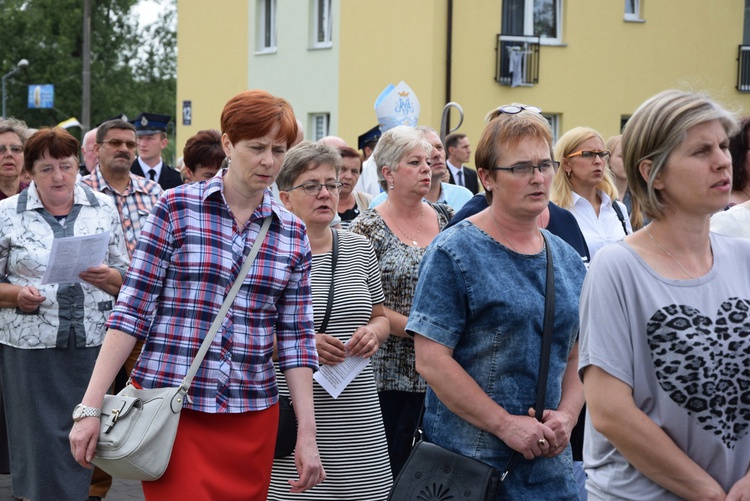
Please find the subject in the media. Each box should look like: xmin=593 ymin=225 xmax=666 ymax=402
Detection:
xmin=274 ymin=229 xmax=338 ymax=459
xmin=274 ymin=394 xmax=296 ymax=458
xmin=388 ymin=233 xmax=556 ymax=500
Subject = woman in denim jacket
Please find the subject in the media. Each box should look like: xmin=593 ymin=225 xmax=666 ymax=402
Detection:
xmin=407 ymin=105 xmax=586 ymax=500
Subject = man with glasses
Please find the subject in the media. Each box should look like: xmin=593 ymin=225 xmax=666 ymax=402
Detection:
xmin=129 ymin=112 xmax=183 ymax=190
xmin=80 ymin=118 xmax=163 ymax=501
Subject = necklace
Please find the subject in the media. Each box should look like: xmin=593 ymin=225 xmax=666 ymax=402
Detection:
xmin=644 ymin=226 xmax=697 ymax=279
xmin=490 ymin=209 xmax=543 ymax=254
xmin=387 ymin=200 xmax=423 ymax=246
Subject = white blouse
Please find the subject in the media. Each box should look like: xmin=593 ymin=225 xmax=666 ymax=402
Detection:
xmin=569 ymin=190 xmax=632 ymax=261
xmin=0 ymin=183 xmax=129 ymax=349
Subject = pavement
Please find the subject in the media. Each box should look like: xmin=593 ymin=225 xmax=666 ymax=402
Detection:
xmin=0 ymin=473 xmax=145 ymax=500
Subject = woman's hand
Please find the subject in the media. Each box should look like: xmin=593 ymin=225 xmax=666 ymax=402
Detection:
xmin=497 ymin=413 xmax=557 ymax=460
xmin=79 ymin=264 xmax=122 ymax=296
xmin=345 ymin=326 xmax=381 ymax=358
xmin=288 ymin=433 xmax=326 ymax=493
xmin=17 ymin=285 xmax=45 ymax=312
xmin=315 ymin=333 xmax=346 ymax=365
xmin=727 ymin=472 xmax=750 ymax=501
xmin=529 ymin=407 xmax=575 ymax=458
xmin=69 ymin=416 xmax=101 ymax=469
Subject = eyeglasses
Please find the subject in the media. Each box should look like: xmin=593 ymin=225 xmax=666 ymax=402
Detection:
xmin=289 ymin=181 xmax=343 ymax=196
xmin=492 ymin=160 xmax=559 ymax=176
xmin=495 ymin=105 xmax=543 ymax=115
xmin=0 ymin=144 xmax=23 ymax=155
xmin=99 ymin=139 xmax=137 ymax=149
xmin=566 ymin=150 xmax=610 ymax=160
xmin=495 ymin=104 xmax=542 ymax=115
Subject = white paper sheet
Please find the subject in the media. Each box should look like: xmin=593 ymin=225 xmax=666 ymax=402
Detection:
xmin=313 ymin=354 xmax=370 ymax=399
xmin=40 ymin=231 xmax=110 ymax=285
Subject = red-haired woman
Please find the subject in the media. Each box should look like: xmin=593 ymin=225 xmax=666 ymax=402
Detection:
xmin=182 ymin=129 xmax=226 ymax=183
xmin=70 ymin=90 xmax=325 ymax=499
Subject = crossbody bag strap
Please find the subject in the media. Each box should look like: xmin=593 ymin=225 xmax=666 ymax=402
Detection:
xmin=612 ymin=200 xmax=629 ymax=235
xmin=535 ymin=231 xmax=555 ymax=421
xmin=318 ymin=228 xmax=339 ymax=334
xmin=502 ymin=231 xmax=555 ymax=481
xmin=180 ymin=215 xmax=273 ymax=392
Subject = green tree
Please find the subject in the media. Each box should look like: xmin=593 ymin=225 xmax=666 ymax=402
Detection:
xmin=0 ymin=0 xmax=176 ymax=146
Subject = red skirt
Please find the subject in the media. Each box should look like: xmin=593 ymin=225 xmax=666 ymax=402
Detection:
xmin=143 ymin=404 xmax=279 ymax=500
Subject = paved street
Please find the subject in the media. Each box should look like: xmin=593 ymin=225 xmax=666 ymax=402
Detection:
xmin=0 ymin=474 xmax=145 ymax=500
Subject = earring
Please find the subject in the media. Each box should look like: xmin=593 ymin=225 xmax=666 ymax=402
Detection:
xmin=389 ymin=183 xmax=394 ymax=190
xmin=565 ymin=170 xmax=570 ymax=177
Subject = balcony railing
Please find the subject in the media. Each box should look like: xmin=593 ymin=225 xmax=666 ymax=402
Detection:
xmin=496 ymin=35 xmax=540 ymax=87
xmin=738 ymin=45 xmax=750 ymax=92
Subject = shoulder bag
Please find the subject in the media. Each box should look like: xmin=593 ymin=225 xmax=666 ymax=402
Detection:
xmin=274 ymin=228 xmax=338 ymax=459
xmin=388 ymin=232 xmax=555 ymax=500
xmin=92 ymin=216 xmax=272 ymax=481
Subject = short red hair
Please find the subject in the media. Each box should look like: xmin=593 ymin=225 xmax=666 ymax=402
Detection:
xmin=220 ymin=90 xmax=298 ymax=147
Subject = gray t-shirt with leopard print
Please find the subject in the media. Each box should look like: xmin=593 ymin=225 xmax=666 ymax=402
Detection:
xmin=579 ymin=232 xmax=750 ymax=500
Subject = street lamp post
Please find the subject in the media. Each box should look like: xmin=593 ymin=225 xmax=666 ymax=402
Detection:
xmin=2 ymin=59 xmax=30 ymax=118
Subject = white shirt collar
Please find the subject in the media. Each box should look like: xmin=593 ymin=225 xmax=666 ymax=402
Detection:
xmin=138 ymin=157 xmax=163 ymax=180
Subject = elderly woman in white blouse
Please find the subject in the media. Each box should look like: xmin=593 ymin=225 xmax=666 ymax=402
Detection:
xmin=551 ymin=127 xmax=632 ymax=260
xmin=0 ymin=127 xmax=128 ymax=501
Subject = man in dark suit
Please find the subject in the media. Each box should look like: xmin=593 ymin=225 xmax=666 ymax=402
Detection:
xmin=130 ymin=112 xmax=183 ymax=190
xmin=445 ymin=132 xmax=479 ymax=194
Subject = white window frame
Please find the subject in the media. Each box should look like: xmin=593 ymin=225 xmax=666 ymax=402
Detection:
xmin=310 ymin=113 xmax=330 ymax=141
xmin=503 ymin=0 xmax=563 ymax=46
xmin=312 ymin=0 xmax=333 ymax=49
xmin=542 ymin=113 xmax=560 ymax=145
xmin=257 ymin=0 xmax=277 ymax=54
xmin=529 ymin=0 xmax=562 ymax=45
xmin=624 ymin=0 xmax=644 ymax=22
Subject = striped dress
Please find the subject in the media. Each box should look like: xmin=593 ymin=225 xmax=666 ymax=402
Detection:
xmin=267 ymin=230 xmax=392 ymax=500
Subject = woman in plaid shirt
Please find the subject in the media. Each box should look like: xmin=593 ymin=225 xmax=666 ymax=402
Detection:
xmin=70 ymin=90 xmax=325 ymax=499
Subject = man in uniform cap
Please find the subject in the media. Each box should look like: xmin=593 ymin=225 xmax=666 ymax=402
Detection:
xmin=129 ymin=112 xmax=183 ymax=190
xmin=357 ymin=125 xmax=380 ymax=161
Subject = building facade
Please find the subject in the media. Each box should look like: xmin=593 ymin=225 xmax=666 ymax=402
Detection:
xmin=176 ymin=1 xmax=750 ymax=154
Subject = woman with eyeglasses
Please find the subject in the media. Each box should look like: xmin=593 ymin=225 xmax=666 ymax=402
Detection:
xmin=268 ymin=142 xmax=392 ymax=500
xmin=349 ymin=125 xmax=453 ymax=478
xmin=552 ymin=127 xmax=632 ymax=260
xmin=70 ymin=91 xmax=325 ymax=499
xmin=0 ymin=118 xmax=29 ymax=201
xmin=0 ymin=127 xmax=129 ymax=501
xmin=408 ymin=107 xmax=586 ymax=499
xmin=580 ymin=90 xmax=750 ymax=500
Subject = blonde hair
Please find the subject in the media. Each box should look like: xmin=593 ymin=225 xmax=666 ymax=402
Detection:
xmin=551 ymin=126 xmax=618 ymax=209
xmin=622 ymin=89 xmax=738 ymax=221
xmin=372 ymin=126 xmax=431 ymax=192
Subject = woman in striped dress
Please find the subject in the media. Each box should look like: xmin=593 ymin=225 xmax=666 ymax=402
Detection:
xmin=269 ymin=142 xmax=392 ymax=500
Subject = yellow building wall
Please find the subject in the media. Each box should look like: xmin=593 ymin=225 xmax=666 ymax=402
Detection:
xmin=176 ymin=0 xmax=750 ymax=157
xmin=447 ymin=0 xmax=750 ymax=149
xmin=338 ymin=0 xmax=448 ymax=147
xmin=175 ymin=0 xmax=251 ymax=156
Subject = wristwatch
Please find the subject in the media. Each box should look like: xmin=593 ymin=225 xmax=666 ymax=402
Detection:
xmin=72 ymin=403 xmax=101 ymax=422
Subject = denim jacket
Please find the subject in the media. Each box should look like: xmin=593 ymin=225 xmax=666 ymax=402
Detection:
xmin=406 ymin=221 xmax=586 ymax=499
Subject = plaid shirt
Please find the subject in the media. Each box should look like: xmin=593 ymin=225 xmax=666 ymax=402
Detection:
xmin=80 ymin=169 xmax=163 ymax=258
xmin=107 ymin=174 xmax=317 ymax=413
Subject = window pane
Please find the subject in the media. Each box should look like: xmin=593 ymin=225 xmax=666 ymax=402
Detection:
xmin=533 ymin=0 xmax=557 ymax=38
xmin=625 ymin=0 xmax=637 ymax=15
xmin=502 ymin=0 xmax=525 ymax=35
xmin=264 ymin=0 xmax=272 ymax=47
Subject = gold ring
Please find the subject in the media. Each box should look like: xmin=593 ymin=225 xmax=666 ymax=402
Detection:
xmin=538 ymin=438 xmax=547 ymax=447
